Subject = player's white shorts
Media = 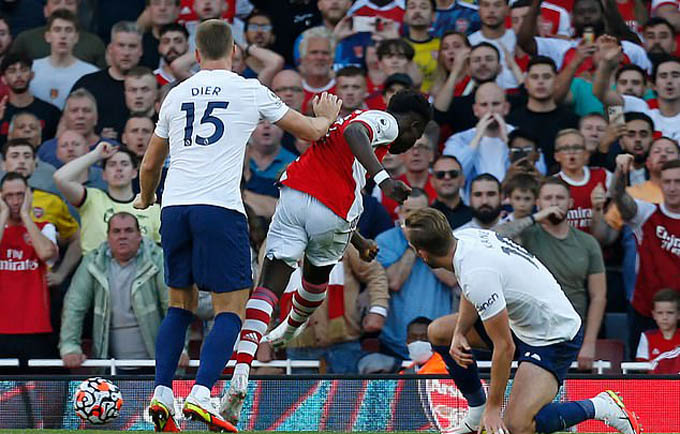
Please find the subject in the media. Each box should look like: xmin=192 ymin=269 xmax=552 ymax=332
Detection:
xmin=266 ymin=186 xmax=355 ymax=268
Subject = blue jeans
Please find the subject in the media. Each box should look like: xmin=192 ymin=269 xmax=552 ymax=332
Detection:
xmin=287 ymin=340 xmax=364 ymax=373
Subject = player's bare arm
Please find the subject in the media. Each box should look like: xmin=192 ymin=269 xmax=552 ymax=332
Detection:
xmin=481 ymin=309 xmax=515 ymax=434
xmin=135 ymin=133 xmax=169 ymax=209
xmin=451 ymin=296 xmax=479 ymax=365
xmin=350 ymin=231 xmax=379 ymax=262
xmin=611 ymin=154 xmax=638 ymax=221
xmin=54 ymin=141 xmax=118 ymax=207
xmin=579 ymin=272 xmax=606 ymax=370
xmin=344 ymin=122 xmax=412 ymax=203
xmin=275 ymin=92 xmax=342 ymax=142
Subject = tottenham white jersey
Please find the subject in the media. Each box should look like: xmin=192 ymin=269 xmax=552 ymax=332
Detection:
xmin=452 ymin=228 xmax=582 ymax=346
xmin=155 ymin=69 xmax=289 ymax=212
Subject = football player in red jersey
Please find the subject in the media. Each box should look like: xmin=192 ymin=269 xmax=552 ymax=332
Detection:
xmin=222 ymin=90 xmax=432 ymax=424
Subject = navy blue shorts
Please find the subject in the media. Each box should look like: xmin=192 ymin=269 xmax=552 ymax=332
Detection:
xmin=160 ymin=205 xmax=253 ymax=293
xmin=474 ymin=319 xmax=583 ymax=385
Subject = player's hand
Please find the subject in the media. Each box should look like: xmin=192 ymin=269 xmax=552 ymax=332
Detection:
xmin=591 ymin=182 xmax=606 ymax=213
xmin=94 ymin=141 xmax=119 ymax=159
xmin=357 ymin=238 xmax=379 ymax=262
xmin=63 ymin=352 xmax=86 ymax=368
xmin=615 ymin=153 xmax=634 ymax=175
xmin=577 ymin=340 xmax=596 ymax=371
xmin=19 ymin=188 xmax=32 ymax=220
xmin=312 ymin=92 xmax=342 ymax=122
xmin=178 ymin=352 xmax=191 ymax=368
xmin=362 ymin=313 xmax=386 ymax=333
xmin=450 ymin=332 xmax=474 ymax=368
xmin=380 ymin=178 xmax=412 ymax=203
xmin=533 ymin=205 xmax=565 ymax=223
xmin=480 ymin=405 xmax=508 ymax=434
xmin=133 ymin=193 xmax=156 ymax=210
xmin=256 ymin=341 xmax=274 ymax=363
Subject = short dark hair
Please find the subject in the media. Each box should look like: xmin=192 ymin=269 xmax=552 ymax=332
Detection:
xmin=644 ymin=17 xmax=676 ymax=36
xmin=1 ymin=52 xmax=32 ymax=75
xmin=652 ymin=288 xmax=679 ymax=308
xmin=470 ymin=41 xmax=500 ymax=62
xmin=407 ymin=186 xmax=429 ymax=200
xmin=125 ymin=65 xmax=155 ymax=80
xmin=652 ymin=55 xmax=680 ymax=84
xmin=387 ymin=89 xmax=433 ymax=123
xmin=407 ymin=316 xmax=433 ymax=329
xmin=441 ymin=30 xmax=470 ymax=47
xmin=508 ymin=129 xmax=539 ymax=148
xmin=159 ymin=22 xmax=189 ymax=40
xmin=624 ymin=111 xmax=654 ymax=132
xmin=336 ymin=65 xmax=366 ymax=79
xmin=0 ymin=171 xmax=28 ymax=188
xmin=406 ymin=0 xmax=436 ymax=11
xmin=651 ymin=136 xmax=680 ymax=154
xmin=615 ymin=64 xmax=646 ymax=83
xmin=511 ymin=0 xmax=531 ymax=8
xmin=245 ymin=9 xmax=274 ymax=28
xmin=527 ymin=55 xmax=557 ymax=74
xmin=579 ymin=112 xmax=607 ymax=128
xmin=471 ymin=173 xmax=501 ymax=193
xmin=504 ymin=173 xmax=540 ymax=198
xmin=196 ymin=19 xmax=234 ymax=60
xmin=1 ymin=139 xmax=36 ymax=159
xmin=377 ymin=39 xmax=415 ymax=61
xmin=433 ymin=155 xmax=462 ymax=169
xmin=661 ymin=159 xmax=680 ymax=172
xmin=540 ymin=176 xmax=571 ymax=197
xmin=107 ymin=211 xmax=141 ymax=233
xmin=47 ymin=8 xmax=79 ymax=31
xmin=103 ymin=147 xmax=139 ymax=169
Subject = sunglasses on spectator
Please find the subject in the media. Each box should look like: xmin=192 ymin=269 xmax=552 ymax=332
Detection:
xmin=248 ymin=24 xmax=273 ymax=32
xmin=555 ymin=145 xmax=586 ymax=153
xmin=433 ymin=169 xmax=460 ymax=179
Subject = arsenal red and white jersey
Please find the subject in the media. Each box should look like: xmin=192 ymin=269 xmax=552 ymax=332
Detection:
xmin=636 ymin=329 xmax=680 ymax=374
xmin=0 ymin=221 xmax=55 ymax=334
xmin=558 ymin=167 xmax=612 ymax=233
xmin=629 ymin=201 xmax=680 ymax=317
xmin=348 ymin=0 xmax=405 ymax=23
xmin=280 ymin=110 xmax=399 ymax=222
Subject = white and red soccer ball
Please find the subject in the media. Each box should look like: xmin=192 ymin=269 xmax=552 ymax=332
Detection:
xmin=73 ymin=377 xmax=123 ymax=424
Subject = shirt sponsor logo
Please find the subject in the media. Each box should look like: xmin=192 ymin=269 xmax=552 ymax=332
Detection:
xmin=476 ymin=292 xmax=499 ymax=313
xmin=656 ymin=225 xmax=680 ymax=255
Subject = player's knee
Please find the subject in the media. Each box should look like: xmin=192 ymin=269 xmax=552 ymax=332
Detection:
xmin=505 ymin=412 xmax=535 ymax=434
xmin=211 ymin=288 xmax=250 ymax=320
xmin=428 ymin=316 xmax=455 ymax=346
xmin=168 ymin=287 xmax=198 ymax=313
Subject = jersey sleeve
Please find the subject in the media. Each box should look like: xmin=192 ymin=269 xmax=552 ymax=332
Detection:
xmin=154 ymin=89 xmax=173 ymax=139
xmin=350 ymin=110 xmax=399 ymax=147
xmin=556 ymin=6 xmax=571 ymax=37
xmin=622 ymin=41 xmax=653 ymax=73
xmin=628 ymin=199 xmax=656 ymax=231
xmin=636 ymin=332 xmax=650 ymax=360
xmin=255 ymin=84 xmax=289 ymax=123
xmin=41 ymin=223 xmax=58 ymax=244
xmin=56 ymin=198 xmax=79 ymax=240
xmin=461 ymin=269 xmax=507 ymax=321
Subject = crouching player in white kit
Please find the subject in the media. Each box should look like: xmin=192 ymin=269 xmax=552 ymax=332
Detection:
xmin=134 ymin=19 xmax=343 ymax=433
xmin=221 ymin=90 xmax=433 ymax=425
xmin=404 ymin=208 xmax=640 ymax=434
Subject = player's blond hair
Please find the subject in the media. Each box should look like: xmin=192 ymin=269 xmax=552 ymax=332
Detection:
xmin=405 ymin=208 xmax=453 ymax=257
xmin=196 ymin=19 xmax=234 ymax=61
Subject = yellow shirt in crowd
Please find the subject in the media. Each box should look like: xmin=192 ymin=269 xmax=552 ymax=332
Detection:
xmin=77 ymin=187 xmax=161 ymax=254
xmin=605 ymin=180 xmax=663 ymax=230
xmin=31 ymin=189 xmax=79 ymax=241
xmin=406 ymin=37 xmax=441 ymax=94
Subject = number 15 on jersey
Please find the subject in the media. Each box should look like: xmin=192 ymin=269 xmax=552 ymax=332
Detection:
xmin=180 ymin=101 xmax=229 ymax=146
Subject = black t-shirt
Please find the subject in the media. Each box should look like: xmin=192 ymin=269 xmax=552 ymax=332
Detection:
xmin=71 ymin=69 xmax=127 ymax=139
xmin=431 ymin=199 xmax=473 ymax=230
xmin=140 ymin=32 xmax=161 ymax=70
xmin=0 ymin=97 xmax=61 ymax=146
xmin=506 ymin=104 xmax=579 ymax=170
xmin=250 ymin=0 xmax=321 ymax=65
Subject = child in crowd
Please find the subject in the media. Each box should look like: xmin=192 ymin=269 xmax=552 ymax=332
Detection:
xmin=636 ymin=289 xmax=680 ymax=374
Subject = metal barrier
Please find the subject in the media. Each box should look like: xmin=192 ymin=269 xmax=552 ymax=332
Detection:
xmin=0 ymin=358 xmax=618 ymax=375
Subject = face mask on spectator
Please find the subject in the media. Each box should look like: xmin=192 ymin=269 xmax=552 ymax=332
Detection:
xmin=407 ymin=340 xmax=433 ymax=364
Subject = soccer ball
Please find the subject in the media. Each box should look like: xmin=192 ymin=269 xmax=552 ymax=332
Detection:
xmin=73 ymin=377 xmax=123 ymax=424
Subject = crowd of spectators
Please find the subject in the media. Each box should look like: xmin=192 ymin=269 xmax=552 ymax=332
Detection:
xmin=0 ymin=0 xmax=679 ymax=375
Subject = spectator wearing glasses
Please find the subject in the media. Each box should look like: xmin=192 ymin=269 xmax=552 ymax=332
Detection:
xmin=235 ymin=10 xmax=284 ymax=87
xmin=430 ymin=155 xmax=472 ymax=229
xmin=271 ymin=69 xmax=305 ymax=155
